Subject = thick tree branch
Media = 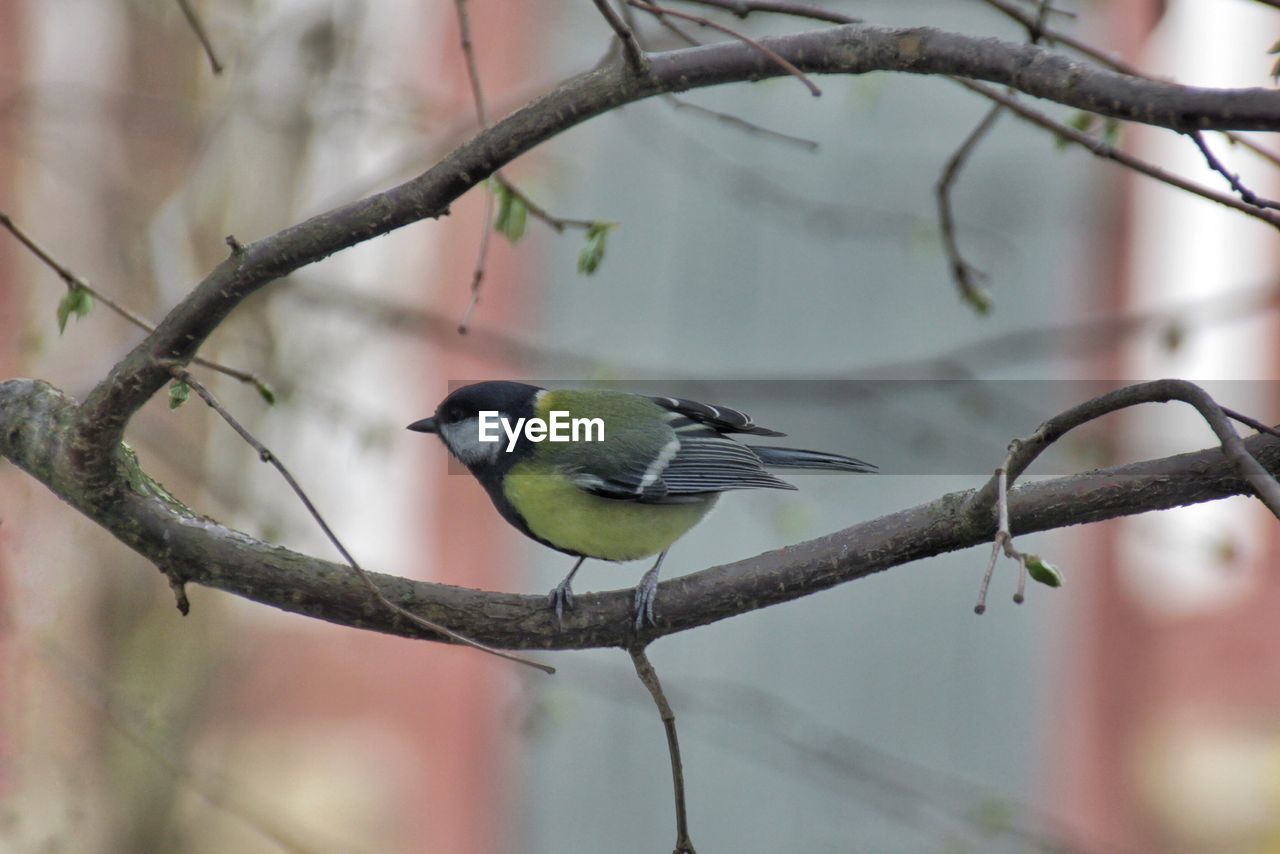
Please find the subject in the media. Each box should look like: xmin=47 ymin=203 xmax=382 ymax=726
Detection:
xmin=5 ymin=377 xmax=1277 ymax=652
xmin=10 ymin=23 xmax=1280 ymax=654
xmin=965 ymin=378 xmax=1280 ymax=522
xmin=70 ymin=24 xmax=1280 ymax=488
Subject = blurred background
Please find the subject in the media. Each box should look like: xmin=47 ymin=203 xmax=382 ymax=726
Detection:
xmin=1 ymin=1 xmax=1278 ymax=851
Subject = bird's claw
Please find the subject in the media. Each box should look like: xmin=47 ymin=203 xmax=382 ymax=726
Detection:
xmin=633 ymin=567 xmax=660 ymax=631
xmin=548 ymin=581 xmax=575 ymax=627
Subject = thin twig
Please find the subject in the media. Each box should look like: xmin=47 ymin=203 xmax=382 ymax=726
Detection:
xmin=494 ymin=175 xmax=598 ymax=233
xmin=983 ymin=0 xmax=1134 ymax=72
xmin=1224 ymin=133 xmax=1280 ymax=171
xmin=973 ymin=442 xmax=1037 ymax=613
xmin=453 ymin=0 xmax=489 ymax=127
xmin=593 ymin=0 xmax=648 ymax=72
xmin=630 ymin=645 xmax=696 ymax=854
xmin=971 ymin=381 xmax=1280 ymax=610
xmin=1223 ymin=406 xmax=1280 ymax=440
xmin=170 ymin=367 xmax=555 ymax=674
xmin=1188 ymin=130 xmax=1280 ymax=211
xmin=625 ymin=3 xmax=815 ymax=150
xmin=664 ymin=95 xmax=819 ymax=150
xmin=457 ymin=192 xmax=493 ymax=335
xmin=175 ymin=0 xmax=224 ymax=75
xmin=935 ymin=103 xmax=1003 ymax=312
xmin=956 ymin=81 xmax=1280 ymax=231
xmin=980 ymin=0 xmax=1280 ymax=169
xmin=0 ymin=210 xmax=272 ymax=398
xmin=450 ymin=2 xmax=595 ymax=330
xmin=628 ymin=0 xmax=822 ymax=97
xmin=452 ymin=0 xmax=497 ymax=334
xmin=643 ymin=5 xmax=704 ymax=47
xmin=968 ymin=379 xmax=1280 ymax=526
xmin=935 ymin=3 xmax=1052 ymax=312
xmin=677 ymin=0 xmax=859 ymax=25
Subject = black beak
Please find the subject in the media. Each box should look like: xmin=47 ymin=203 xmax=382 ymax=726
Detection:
xmin=406 ymin=416 xmax=438 ymax=434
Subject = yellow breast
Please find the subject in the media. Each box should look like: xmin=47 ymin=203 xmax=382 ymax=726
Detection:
xmin=503 ymin=465 xmax=716 ymax=561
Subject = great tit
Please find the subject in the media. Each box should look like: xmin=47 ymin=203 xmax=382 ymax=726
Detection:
xmin=408 ymin=381 xmax=875 ymax=629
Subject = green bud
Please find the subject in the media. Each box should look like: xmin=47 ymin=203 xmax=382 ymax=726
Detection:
xmin=56 ymin=286 xmax=94 ymax=334
xmin=168 ymin=380 xmax=190 ymax=410
xmin=255 ymin=381 xmax=277 ymax=406
xmin=1025 ymin=554 xmax=1063 ymax=588
xmin=578 ymin=222 xmax=615 ymax=275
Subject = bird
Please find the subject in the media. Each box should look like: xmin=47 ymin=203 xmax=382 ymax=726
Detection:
xmin=408 ymin=381 xmax=875 ymax=630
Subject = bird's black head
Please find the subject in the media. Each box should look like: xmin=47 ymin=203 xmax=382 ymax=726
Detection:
xmin=407 ymin=381 xmax=542 ymax=470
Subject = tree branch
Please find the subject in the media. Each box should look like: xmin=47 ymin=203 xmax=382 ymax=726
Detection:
xmin=5 ymin=377 xmax=1276 ymax=652
xmin=68 ymin=24 xmax=1280 ymax=486
xmin=630 ymin=646 xmax=695 ymax=853
xmin=11 ymin=22 xmax=1280 ymax=652
xmin=936 ymin=103 xmax=1003 ymax=312
xmin=593 ymin=0 xmax=648 ymax=72
xmin=964 ymin=378 xmax=1280 ymax=523
xmin=175 ymin=0 xmax=224 ymax=75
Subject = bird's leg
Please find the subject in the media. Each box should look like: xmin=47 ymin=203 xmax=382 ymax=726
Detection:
xmin=633 ymin=550 xmax=668 ymax=630
xmin=548 ymin=556 xmax=587 ymax=626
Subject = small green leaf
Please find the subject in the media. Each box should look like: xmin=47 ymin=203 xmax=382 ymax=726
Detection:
xmin=1067 ymin=111 xmax=1096 ymax=133
xmin=168 ymin=380 xmax=190 ymax=410
xmin=255 ymin=380 xmax=277 ymax=406
xmin=578 ymin=222 xmax=615 ymax=275
xmin=56 ymin=286 xmax=94 ymax=334
xmin=1058 ymin=112 xmax=1097 ymax=150
xmin=964 ymin=287 xmax=993 ymax=315
xmin=492 ymin=181 xmax=527 ymax=243
xmin=1268 ymin=37 xmax=1280 ymax=55
xmin=1101 ymin=118 xmax=1121 ymax=147
xmin=1025 ymin=554 xmax=1063 ymax=588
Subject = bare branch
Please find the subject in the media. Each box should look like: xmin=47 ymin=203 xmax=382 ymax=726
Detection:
xmin=60 ymin=23 xmax=1280 ymax=493
xmin=493 ymin=175 xmax=598 ymax=233
xmin=630 ymin=0 xmax=821 ymax=96
xmin=980 ymin=0 xmax=1280 ymax=173
xmin=452 ymin=0 xmax=489 ymax=127
xmin=955 ymin=80 xmax=1280 ymax=230
xmin=5 ymin=377 xmax=1277 ymax=651
xmin=966 ymin=379 xmax=1280 ymax=525
xmin=630 ymin=646 xmax=696 ymax=854
xmin=935 ymin=103 xmax=1003 ymax=313
xmin=1189 ymin=130 xmax=1280 ymax=211
xmin=1224 ymin=407 xmax=1280 ymax=440
xmin=175 ymin=0 xmax=224 ymax=75
xmin=169 ymin=367 xmax=555 ymax=674
xmin=1227 ymin=133 xmax=1280 ymax=171
xmin=677 ymin=0 xmax=859 ymax=25
xmin=457 ymin=191 xmax=494 ymax=335
xmin=637 ymin=3 xmax=704 ymax=47
xmin=593 ymin=0 xmax=649 ymax=72
xmin=0 ymin=209 xmax=273 ymax=400
xmin=968 ymin=380 xmax=1280 ymax=612
xmin=664 ymin=94 xmax=819 ymax=149
xmin=451 ymin=0 xmax=498 ymax=334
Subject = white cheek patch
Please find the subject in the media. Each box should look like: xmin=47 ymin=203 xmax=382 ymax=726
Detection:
xmin=440 ymin=418 xmax=502 ymax=466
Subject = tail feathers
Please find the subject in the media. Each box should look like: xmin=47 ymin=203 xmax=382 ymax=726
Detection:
xmin=750 ymin=446 xmax=877 ymax=474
